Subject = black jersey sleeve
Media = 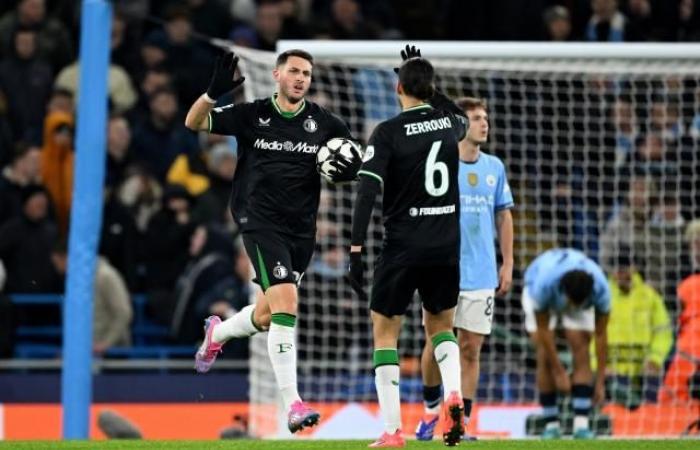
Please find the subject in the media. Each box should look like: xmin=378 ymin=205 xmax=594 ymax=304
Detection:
xmin=350 ymin=175 xmax=381 ymax=246
xmin=357 ymin=123 xmax=391 ymax=185
xmin=327 ymin=111 xmax=354 ymax=140
xmin=208 ymin=102 xmax=251 ymax=136
xmin=429 ymin=90 xmax=468 ymax=141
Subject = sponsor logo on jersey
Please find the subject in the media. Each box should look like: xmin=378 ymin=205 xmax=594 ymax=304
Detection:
xmin=409 ymin=204 xmax=456 ymax=216
xmin=303 ymin=117 xmax=318 ymax=133
xmin=460 ymin=194 xmax=495 ymax=213
xmin=258 ymin=117 xmax=271 ymax=126
xmin=403 ymin=117 xmax=452 ymax=136
xmin=468 ymin=173 xmax=478 ymax=186
xmin=254 ymin=138 xmax=319 ymax=154
xmin=486 ymin=174 xmax=496 ymax=186
xmin=273 ymin=263 xmax=288 ymax=279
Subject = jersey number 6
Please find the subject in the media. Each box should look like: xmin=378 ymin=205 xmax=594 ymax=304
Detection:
xmin=425 ymin=140 xmax=448 ymax=197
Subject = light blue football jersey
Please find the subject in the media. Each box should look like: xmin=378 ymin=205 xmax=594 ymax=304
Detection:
xmin=458 ymin=152 xmax=514 ymax=290
xmin=524 ymin=248 xmax=611 ymax=313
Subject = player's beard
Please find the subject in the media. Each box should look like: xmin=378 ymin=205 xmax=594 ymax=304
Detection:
xmin=281 ymin=84 xmax=307 ymax=104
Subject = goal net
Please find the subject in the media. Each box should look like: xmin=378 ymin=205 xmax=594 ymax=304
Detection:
xmin=234 ymin=42 xmax=700 ymax=439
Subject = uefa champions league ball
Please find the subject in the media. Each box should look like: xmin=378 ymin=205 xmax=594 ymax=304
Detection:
xmin=316 ymin=137 xmax=363 ymax=183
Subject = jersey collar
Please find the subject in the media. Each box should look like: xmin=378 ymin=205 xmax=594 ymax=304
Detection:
xmin=271 ymin=93 xmax=306 ymax=119
xmin=402 ymin=103 xmax=432 ymax=113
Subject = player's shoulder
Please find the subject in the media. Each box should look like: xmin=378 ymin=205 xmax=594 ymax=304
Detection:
xmin=305 ymin=101 xmax=343 ymax=123
xmin=480 ymin=152 xmax=506 ymax=168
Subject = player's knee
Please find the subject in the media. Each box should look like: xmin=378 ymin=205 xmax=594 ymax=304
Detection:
xmin=254 ymin=308 xmax=271 ymax=329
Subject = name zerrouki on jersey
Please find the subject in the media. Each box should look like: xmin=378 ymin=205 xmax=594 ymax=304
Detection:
xmin=253 ymin=138 xmax=319 ymax=154
xmin=403 ymin=117 xmax=453 ymax=136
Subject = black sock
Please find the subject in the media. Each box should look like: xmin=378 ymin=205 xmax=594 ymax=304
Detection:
xmin=463 ymin=398 xmax=473 ymax=418
xmin=572 ymin=384 xmax=593 ymax=417
xmin=423 ymin=384 xmax=442 ymax=410
xmin=539 ymin=391 xmax=559 ymax=424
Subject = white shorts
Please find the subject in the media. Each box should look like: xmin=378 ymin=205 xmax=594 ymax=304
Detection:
xmin=521 ymin=287 xmax=594 ymax=333
xmin=454 ymin=289 xmax=495 ymax=335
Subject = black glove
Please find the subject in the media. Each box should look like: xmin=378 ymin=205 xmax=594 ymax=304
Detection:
xmin=329 ymin=142 xmax=363 ymax=183
xmin=347 ymin=251 xmax=367 ymax=301
xmin=206 ymin=52 xmax=246 ymax=100
xmin=394 ymin=44 xmax=422 ymax=74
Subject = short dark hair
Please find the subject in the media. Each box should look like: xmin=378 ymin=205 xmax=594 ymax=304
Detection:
xmin=276 ymin=49 xmax=313 ymax=67
xmin=560 ymin=270 xmax=594 ymax=306
xmin=398 ymin=58 xmax=434 ymax=101
xmin=456 ymin=97 xmax=487 ymax=113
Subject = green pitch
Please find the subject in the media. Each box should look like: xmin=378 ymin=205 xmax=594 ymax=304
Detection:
xmin=1 ymin=440 xmax=699 ymax=450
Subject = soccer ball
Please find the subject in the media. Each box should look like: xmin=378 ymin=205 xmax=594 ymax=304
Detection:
xmin=316 ymin=137 xmax=363 ymax=183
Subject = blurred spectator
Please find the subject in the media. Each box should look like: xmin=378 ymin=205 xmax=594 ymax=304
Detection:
xmin=117 ymin=168 xmax=163 ymax=233
xmin=611 ymin=97 xmax=639 ymax=168
xmin=278 ymin=0 xmax=311 ymax=39
xmin=170 ymin=225 xmax=242 ymax=344
xmin=145 ymin=6 xmax=212 ymax=106
xmin=647 ymin=188 xmax=686 ymax=296
xmin=542 ymin=5 xmax=573 ymax=41
xmin=592 ymin=252 xmax=672 ymax=408
xmin=144 ymin=184 xmax=197 ymax=292
xmin=130 ymin=87 xmax=199 ymax=181
xmin=54 ymin=58 xmax=138 ymax=115
xmin=46 ymin=87 xmax=74 ymax=114
xmin=649 ymin=99 xmax=683 ymax=143
xmin=140 ymin=33 xmax=169 ymax=73
xmin=0 ymin=185 xmax=59 ymax=293
xmin=193 ymin=141 xmax=237 ymax=224
xmin=0 ymin=142 xmax=42 ymax=226
xmin=110 ymin=12 xmax=141 ymax=77
xmin=40 ymin=110 xmax=74 ymax=236
xmin=327 ymin=0 xmax=377 ymax=40
xmin=661 ymin=219 xmax=700 ymax=403
xmin=100 ymin=187 xmax=139 ymax=290
xmin=584 ymin=0 xmax=643 ymax=41
xmin=106 ymin=116 xmax=134 ymax=188
xmin=230 ymin=0 xmax=283 ymax=51
xmin=680 ymin=0 xmax=700 ymax=40
xmin=599 ymin=177 xmax=656 ymax=278
xmin=51 ymin=240 xmax=133 ymax=356
xmin=184 ymin=0 xmax=233 ymax=39
xmin=130 ymin=67 xmax=174 ymax=123
xmin=0 ymin=0 xmax=73 ymax=72
xmin=0 ymin=87 xmax=13 ymax=163
xmin=0 ymin=26 xmax=53 ymax=143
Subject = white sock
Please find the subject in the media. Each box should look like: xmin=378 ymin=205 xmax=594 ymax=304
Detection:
xmin=432 ymin=335 xmax=462 ymax=400
xmin=212 ymin=304 xmax=261 ymax=343
xmin=268 ymin=320 xmax=301 ymax=411
xmin=573 ymin=415 xmax=589 ymax=431
xmin=425 ymin=404 xmax=440 ymax=415
xmin=375 ymin=364 xmax=401 ymax=434
xmin=545 ymin=420 xmax=561 ymax=430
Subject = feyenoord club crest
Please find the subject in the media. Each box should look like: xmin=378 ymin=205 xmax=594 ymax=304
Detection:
xmin=303 ymin=117 xmax=318 ymax=133
xmin=468 ymin=173 xmax=478 ymax=186
xmin=273 ymin=263 xmax=288 ymax=279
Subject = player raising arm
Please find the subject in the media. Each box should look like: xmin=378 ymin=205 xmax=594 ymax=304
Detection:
xmin=185 ymin=49 xmax=356 ymax=433
xmin=523 ymin=248 xmax=610 ymax=439
xmin=416 ymin=96 xmax=514 ymax=441
xmin=348 ymin=52 xmax=468 ymax=448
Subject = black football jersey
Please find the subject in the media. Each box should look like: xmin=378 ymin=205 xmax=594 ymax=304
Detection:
xmin=209 ymin=95 xmax=352 ymax=237
xmin=358 ymin=104 xmax=467 ymax=265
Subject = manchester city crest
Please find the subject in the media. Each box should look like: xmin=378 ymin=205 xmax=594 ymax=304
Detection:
xmin=303 ymin=117 xmax=318 ymax=133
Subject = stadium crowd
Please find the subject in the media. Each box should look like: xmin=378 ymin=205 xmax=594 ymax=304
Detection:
xmin=1 ymin=0 xmax=700 ymax=408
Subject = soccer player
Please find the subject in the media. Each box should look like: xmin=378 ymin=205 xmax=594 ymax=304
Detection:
xmin=348 ymin=50 xmax=468 ymax=448
xmin=522 ymin=248 xmax=610 ymax=439
xmin=416 ymin=97 xmax=514 ymax=441
xmin=184 ymin=49 xmax=355 ymax=433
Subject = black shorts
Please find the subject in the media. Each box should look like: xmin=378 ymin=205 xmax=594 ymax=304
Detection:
xmin=370 ymin=262 xmax=459 ymax=317
xmin=242 ymin=230 xmax=315 ymax=292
